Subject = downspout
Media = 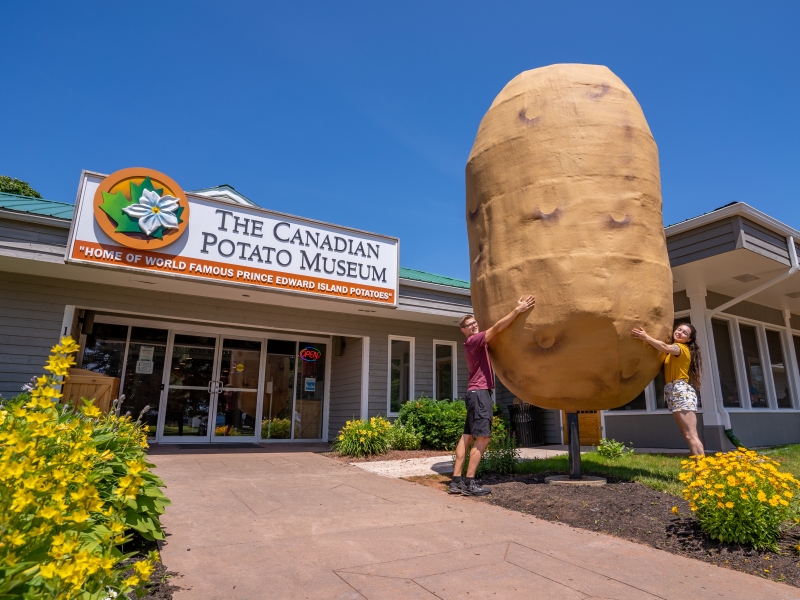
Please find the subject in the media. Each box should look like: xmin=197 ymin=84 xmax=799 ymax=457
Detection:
xmin=705 ymin=235 xmax=799 ymax=446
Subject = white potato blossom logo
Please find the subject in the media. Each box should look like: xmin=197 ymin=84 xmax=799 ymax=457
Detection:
xmin=122 ymin=189 xmax=181 ymax=236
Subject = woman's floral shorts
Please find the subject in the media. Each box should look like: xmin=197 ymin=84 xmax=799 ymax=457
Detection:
xmin=664 ymin=380 xmax=698 ymax=412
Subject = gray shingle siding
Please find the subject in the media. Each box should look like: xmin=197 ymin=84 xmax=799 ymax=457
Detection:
xmin=0 ymin=272 xmax=469 ymax=424
xmin=667 ymin=215 xmax=792 ymax=268
xmin=667 ymin=218 xmax=737 ymax=267
xmin=0 ymin=220 xmax=69 ymax=247
xmin=740 ymin=218 xmax=790 ymax=265
xmin=328 ymin=337 xmax=362 ymax=440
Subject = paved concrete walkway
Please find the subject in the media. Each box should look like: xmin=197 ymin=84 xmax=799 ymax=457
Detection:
xmin=149 ymin=447 xmax=796 ymax=600
xmin=352 ymin=447 xmax=568 ymax=478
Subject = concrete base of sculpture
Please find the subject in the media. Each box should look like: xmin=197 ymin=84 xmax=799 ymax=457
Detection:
xmin=545 ymin=475 xmax=607 ymax=486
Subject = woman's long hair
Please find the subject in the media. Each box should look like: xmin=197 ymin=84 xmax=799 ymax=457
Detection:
xmin=675 ymin=323 xmax=703 ymax=389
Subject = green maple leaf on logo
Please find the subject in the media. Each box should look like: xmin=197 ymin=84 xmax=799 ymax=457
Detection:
xmin=98 ymin=176 xmax=183 ymax=238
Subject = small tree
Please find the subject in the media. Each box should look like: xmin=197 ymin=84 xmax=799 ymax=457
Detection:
xmin=0 ymin=176 xmax=42 ymax=198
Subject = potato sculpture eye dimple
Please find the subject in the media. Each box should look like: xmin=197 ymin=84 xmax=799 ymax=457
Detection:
xmin=466 ymin=63 xmax=673 ymax=411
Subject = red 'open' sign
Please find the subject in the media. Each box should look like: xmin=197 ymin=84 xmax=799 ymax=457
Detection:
xmin=299 ymin=347 xmax=321 ymax=362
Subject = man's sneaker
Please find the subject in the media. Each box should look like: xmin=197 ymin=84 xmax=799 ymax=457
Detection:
xmin=461 ymin=480 xmax=491 ymax=496
xmin=448 ymin=479 xmax=464 ymax=494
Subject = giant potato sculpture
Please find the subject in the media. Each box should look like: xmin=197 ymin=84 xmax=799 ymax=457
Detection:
xmin=466 ymin=64 xmax=673 ymax=411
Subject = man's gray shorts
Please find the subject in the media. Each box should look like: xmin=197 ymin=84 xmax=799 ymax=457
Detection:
xmin=463 ymin=389 xmax=493 ymax=438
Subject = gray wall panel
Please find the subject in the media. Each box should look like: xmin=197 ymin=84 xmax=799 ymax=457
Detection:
xmin=673 ymin=291 xmax=690 ymax=312
xmin=729 ymin=412 xmax=800 ymax=447
xmin=603 ymin=413 xmax=705 ymax=449
xmin=706 ymin=291 xmax=785 ymax=326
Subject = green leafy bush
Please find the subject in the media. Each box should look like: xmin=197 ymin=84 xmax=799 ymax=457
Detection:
xmin=332 ymin=416 xmax=391 ymax=457
xmin=596 ymin=438 xmax=631 ymax=459
xmin=679 ymin=449 xmax=800 ymax=550
xmin=261 ymin=418 xmax=291 ymax=439
xmin=397 ymin=398 xmax=466 ymax=450
xmin=455 ymin=415 xmax=520 ymax=477
xmin=0 ymin=337 xmax=166 ymax=599
xmin=386 ymin=422 xmax=421 ymax=451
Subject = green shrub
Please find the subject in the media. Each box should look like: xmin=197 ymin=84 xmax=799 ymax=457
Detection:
xmin=596 ymin=438 xmax=631 ymax=459
xmin=386 ymin=422 xmax=421 ymax=450
xmin=0 ymin=337 xmax=165 ymax=599
xmin=261 ymin=418 xmax=291 ymax=439
xmin=679 ymin=449 xmax=800 ymax=550
xmin=397 ymin=398 xmax=466 ymax=450
xmin=455 ymin=415 xmax=519 ymax=477
xmin=332 ymin=416 xmax=391 ymax=457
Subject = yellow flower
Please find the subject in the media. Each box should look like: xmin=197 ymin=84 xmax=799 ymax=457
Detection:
xmin=134 ymin=560 xmax=154 ymax=579
xmin=784 ymin=491 xmax=793 ymax=499
xmin=81 ymin=404 xmax=102 ymax=418
xmin=69 ymin=509 xmax=90 ymax=523
xmin=123 ymin=575 xmax=140 ymax=588
xmin=38 ymin=563 xmax=57 ymax=579
xmin=671 ymin=506 xmax=678 ymax=514
xmin=725 ymin=502 xmax=734 ymax=509
xmin=757 ymin=490 xmax=767 ymax=502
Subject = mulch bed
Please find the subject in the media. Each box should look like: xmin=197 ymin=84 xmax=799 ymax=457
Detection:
xmin=407 ymin=473 xmax=800 ymax=588
xmin=119 ymin=536 xmax=182 ymax=600
xmin=323 ymin=449 xmax=450 ymax=463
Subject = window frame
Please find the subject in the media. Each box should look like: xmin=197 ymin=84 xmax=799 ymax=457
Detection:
xmin=718 ymin=314 xmax=799 ymax=412
xmin=432 ymin=340 xmax=457 ymax=401
xmin=387 ymin=335 xmax=415 ymax=416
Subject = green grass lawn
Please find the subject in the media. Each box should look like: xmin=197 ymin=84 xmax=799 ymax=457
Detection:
xmin=515 ymin=444 xmax=800 ymax=497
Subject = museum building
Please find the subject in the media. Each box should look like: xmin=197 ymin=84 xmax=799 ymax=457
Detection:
xmin=1 ymin=167 xmax=799 ymax=451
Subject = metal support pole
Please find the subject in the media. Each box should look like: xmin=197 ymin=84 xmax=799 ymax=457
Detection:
xmin=567 ymin=412 xmax=581 ymax=480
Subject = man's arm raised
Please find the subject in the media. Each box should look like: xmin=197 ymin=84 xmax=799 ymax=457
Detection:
xmin=485 ymin=295 xmax=535 ymax=344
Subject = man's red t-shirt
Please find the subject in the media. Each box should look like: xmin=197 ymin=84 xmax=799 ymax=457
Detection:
xmin=464 ymin=331 xmax=494 ymax=391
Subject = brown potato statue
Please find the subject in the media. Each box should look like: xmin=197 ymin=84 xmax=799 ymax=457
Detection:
xmin=466 ymin=64 xmax=673 ymax=411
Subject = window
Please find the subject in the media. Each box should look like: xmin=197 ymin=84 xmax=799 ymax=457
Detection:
xmin=433 ymin=341 xmax=456 ymax=400
xmin=388 ymin=337 xmax=414 ymax=413
xmin=712 ymin=319 xmax=740 ymax=408
xmin=81 ymin=323 xmax=129 ymax=377
xmin=765 ymin=330 xmax=791 ymax=408
xmin=121 ymin=327 xmax=169 ymax=435
xmin=739 ymin=324 xmax=768 ymax=408
xmin=610 ymin=389 xmax=646 ymax=411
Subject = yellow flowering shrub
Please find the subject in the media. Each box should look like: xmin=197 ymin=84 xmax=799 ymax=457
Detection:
xmin=680 ymin=449 xmax=800 ymax=549
xmin=0 ymin=337 xmax=169 ymax=599
xmin=332 ymin=416 xmax=392 ymax=457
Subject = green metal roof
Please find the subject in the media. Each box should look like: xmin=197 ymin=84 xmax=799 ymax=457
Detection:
xmin=0 ymin=192 xmax=75 ymax=220
xmin=399 ymin=267 xmax=470 ymax=289
xmin=0 ymin=192 xmax=471 ymax=290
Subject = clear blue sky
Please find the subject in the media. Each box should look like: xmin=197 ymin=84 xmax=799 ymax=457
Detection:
xmin=2 ymin=2 xmax=798 ymax=281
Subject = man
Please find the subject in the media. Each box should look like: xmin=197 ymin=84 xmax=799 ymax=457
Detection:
xmin=450 ymin=295 xmax=536 ymax=496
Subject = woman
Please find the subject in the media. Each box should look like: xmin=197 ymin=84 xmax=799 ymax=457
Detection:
xmin=631 ymin=323 xmax=705 ymax=456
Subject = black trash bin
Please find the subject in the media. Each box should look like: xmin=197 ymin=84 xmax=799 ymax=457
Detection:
xmin=508 ymin=403 xmax=544 ymax=447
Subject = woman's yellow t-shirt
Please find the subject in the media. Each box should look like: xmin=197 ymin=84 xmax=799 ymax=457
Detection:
xmin=664 ymin=343 xmax=691 ymax=383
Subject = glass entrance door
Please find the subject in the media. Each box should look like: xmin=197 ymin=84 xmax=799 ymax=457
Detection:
xmin=212 ymin=338 xmax=262 ymax=439
xmin=161 ymin=334 xmax=217 ymax=440
xmin=158 ymin=331 xmax=325 ymax=442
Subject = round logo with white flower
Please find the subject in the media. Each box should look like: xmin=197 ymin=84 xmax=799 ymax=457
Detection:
xmin=93 ymin=168 xmax=189 ymax=250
